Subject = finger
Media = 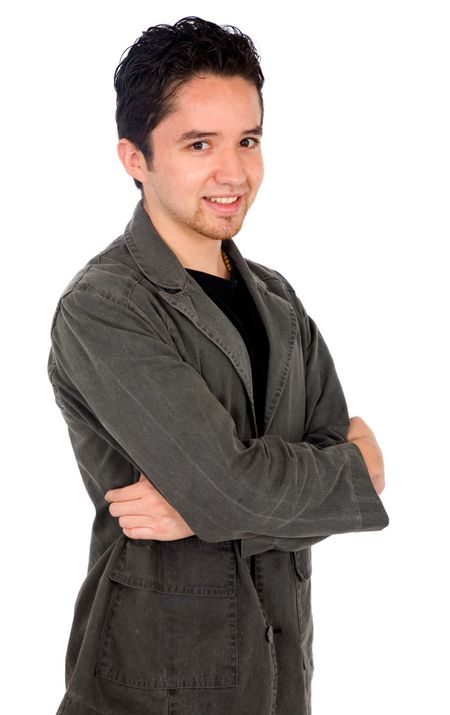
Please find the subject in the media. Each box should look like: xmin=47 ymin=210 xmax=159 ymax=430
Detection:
xmin=105 ymin=476 xmax=156 ymax=503
xmin=347 ymin=417 xmax=375 ymax=442
xmin=105 ymin=482 xmax=140 ymax=503
xmin=108 ymin=498 xmax=149 ymax=517
xmin=119 ymin=515 xmax=156 ymax=529
xmin=123 ymin=527 xmax=155 ymax=540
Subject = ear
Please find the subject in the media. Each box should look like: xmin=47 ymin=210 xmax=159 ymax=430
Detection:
xmin=117 ymin=138 xmax=148 ymax=183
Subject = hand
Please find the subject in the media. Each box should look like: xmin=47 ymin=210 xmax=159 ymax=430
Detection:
xmin=104 ymin=474 xmax=195 ymax=541
xmin=346 ymin=416 xmax=385 ymax=495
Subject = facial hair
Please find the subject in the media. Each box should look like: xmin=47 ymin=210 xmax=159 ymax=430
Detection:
xmin=172 ymin=197 xmax=249 ymax=241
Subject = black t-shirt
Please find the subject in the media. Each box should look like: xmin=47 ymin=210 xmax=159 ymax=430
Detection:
xmin=186 ymin=259 xmax=269 ymax=437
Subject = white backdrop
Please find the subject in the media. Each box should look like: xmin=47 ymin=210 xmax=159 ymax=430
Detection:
xmin=2 ymin=1 xmax=449 ymax=713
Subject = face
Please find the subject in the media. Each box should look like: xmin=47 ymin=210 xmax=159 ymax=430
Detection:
xmin=135 ymin=74 xmax=264 ymax=242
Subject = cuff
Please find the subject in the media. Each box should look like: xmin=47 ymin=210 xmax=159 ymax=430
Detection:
xmin=344 ymin=441 xmax=390 ymax=531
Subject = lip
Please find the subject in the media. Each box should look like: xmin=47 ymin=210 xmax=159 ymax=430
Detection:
xmin=202 ymin=195 xmax=244 ymax=215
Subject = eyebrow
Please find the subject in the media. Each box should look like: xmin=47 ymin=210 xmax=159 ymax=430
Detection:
xmin=176 ymin=126 xmax=263 ymax=143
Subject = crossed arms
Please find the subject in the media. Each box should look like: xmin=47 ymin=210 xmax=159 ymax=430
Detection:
xmin=105 ymin=416 xmax=385 ymax=541
xmin=50 ymin=282 xmax=388 ymax=557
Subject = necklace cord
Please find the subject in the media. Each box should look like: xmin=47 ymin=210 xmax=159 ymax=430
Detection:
xmin=221 ymin=249 xmax=232 ymax=273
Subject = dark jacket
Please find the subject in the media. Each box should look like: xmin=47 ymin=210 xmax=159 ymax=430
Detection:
xmin=48 ymin=199 xmax=389 ymax=715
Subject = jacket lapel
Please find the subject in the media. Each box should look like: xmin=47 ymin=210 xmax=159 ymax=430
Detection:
xmin=223 ymin=244 xmax=298 ymax=434
xmin=124 ymin=200 xmax=298 ymax=435
xmin=158 ymin=285 xmax=255 ymax=417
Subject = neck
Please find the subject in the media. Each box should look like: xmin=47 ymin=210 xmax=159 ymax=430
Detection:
xmin=143 ymin=199 xmax=231 ymax=279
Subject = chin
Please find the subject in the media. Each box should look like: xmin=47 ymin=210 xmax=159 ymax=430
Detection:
xmin=212 ymin=223 xmax=244 ymax=241
xmin=191 ymin=217 xmax=244 ymax=242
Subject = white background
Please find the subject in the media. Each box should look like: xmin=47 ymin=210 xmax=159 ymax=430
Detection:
xmin=1 ymin=1 xmax=449 ymax=713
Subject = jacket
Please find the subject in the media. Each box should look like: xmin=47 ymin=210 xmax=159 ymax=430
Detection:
xmin=47 ymin=199 xmax=389 ymax=715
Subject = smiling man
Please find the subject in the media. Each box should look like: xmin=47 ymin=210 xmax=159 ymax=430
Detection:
xmin=48 ymin=16 xmax=389 ymax=715
xmin=118 ymin=72 xmax=264 ymax=273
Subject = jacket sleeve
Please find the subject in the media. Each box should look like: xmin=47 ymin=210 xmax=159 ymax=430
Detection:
xmin=247 ymin=274 xmax=385 ymax=556
xmin=50 ymin=286 xmax=389 ymax=559
xmin=278 ymin=274 xmax=355 ymax=449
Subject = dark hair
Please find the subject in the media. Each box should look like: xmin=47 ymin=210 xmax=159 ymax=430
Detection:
xmin=114 ymin=16 xmax=265 ymax=190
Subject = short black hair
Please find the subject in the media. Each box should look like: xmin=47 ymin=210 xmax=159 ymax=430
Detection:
xmin=114 ymin=16 xmax=265 ymax=190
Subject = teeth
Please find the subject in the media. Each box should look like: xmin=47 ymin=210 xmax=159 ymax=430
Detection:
xmin=207 ymin=196 xmax=239 ymax=204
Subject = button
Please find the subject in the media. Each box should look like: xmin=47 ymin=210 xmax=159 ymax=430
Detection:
xmin=265 ymin=625 xmax=274 ymax=643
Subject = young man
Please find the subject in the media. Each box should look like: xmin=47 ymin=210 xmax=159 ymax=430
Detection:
xmin=48 ymin=16 xmax=389 ymax=715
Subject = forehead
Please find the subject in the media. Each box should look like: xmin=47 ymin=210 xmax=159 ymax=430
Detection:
xmin=163 ymin=74 xmax=261 ymax=130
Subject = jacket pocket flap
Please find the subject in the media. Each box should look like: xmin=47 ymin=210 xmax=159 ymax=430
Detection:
xmin=108 ymin=538 xmax=236 ymax=597
xmin=292 ymin=548 xmax=312 ymax=581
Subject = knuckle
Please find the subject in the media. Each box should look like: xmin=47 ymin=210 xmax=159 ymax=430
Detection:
xmin=132 ymin=528 xmax=153 ymax=540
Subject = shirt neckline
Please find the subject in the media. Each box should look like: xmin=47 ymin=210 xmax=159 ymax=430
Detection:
xmin=186 ymin=267 xmax=239 ymax=285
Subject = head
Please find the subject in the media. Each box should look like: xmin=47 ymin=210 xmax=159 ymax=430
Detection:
xmin=114 ymin=16 xmax=265 ymax=191
xmin=114 ymin=16 xmax=265 ymax=243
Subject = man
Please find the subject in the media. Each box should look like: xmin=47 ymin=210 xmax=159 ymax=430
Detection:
xmin=48 ymin=16 xmax=389 ymax=715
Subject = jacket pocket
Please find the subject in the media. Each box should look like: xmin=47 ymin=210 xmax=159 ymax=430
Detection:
xmin=291 ymin=548 xmax=314 ymax=675
xmin=291 ymin=548 xmax=312 ymax=581
xmin=95 ymin=537 xmax=238 ymax=690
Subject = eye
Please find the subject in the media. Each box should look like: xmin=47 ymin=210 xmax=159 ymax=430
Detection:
xmin=189 ymin=141 xmax=208 ymax=151
xmin=241 ymin=137 xmax=261 ymax=148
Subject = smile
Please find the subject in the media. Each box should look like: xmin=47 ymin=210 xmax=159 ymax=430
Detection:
xmin=202 ymin=196 xmax=243 ymax=214
xmin=206 ymin=196 xmax=239 ymax=204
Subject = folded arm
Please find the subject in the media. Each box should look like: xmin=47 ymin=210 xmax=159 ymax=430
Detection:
xmin=50 ymin=285 xmax=388 ymax=556
xmin=104 ymin=412 xmax=385 ymax=543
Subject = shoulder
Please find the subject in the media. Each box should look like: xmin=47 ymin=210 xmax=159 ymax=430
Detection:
xmin=246 ymin=257 xmax=297 ymax=293
xmin=49 ymin=231 xmax=176 ymax=346
xmin=246 ymin=258 xmax=308 ymax=316
xmin=244 ymin=257 xmax=315 ymax=350
xmin=48 ymin=233 xmax=150 ymax=341
xmin=57 ymin=235 xmax=142 ymax=304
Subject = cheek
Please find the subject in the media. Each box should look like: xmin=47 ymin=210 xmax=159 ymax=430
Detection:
xmin=169 ymin=158 xmax=208 ymax=193
xmin=250 ymin=159 xmax=264 ymax=191
xmin=157 ymin=165 xmax=193 ymax=201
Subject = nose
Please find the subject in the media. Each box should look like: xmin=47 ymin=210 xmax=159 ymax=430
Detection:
xmin=214 ymin=147 xmax=246 ymax=187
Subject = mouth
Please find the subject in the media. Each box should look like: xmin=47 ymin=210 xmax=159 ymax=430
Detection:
xmin=202 ymin=195 xmax=244 ymax=214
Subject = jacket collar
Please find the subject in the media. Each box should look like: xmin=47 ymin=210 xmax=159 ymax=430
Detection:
xmin=124 ymin=198 xmax=268 ymax=293
xmin=124 ymin=200 xmax=297 ymax=435
xmin=124 ymin=199 xmax=190 ymax=291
